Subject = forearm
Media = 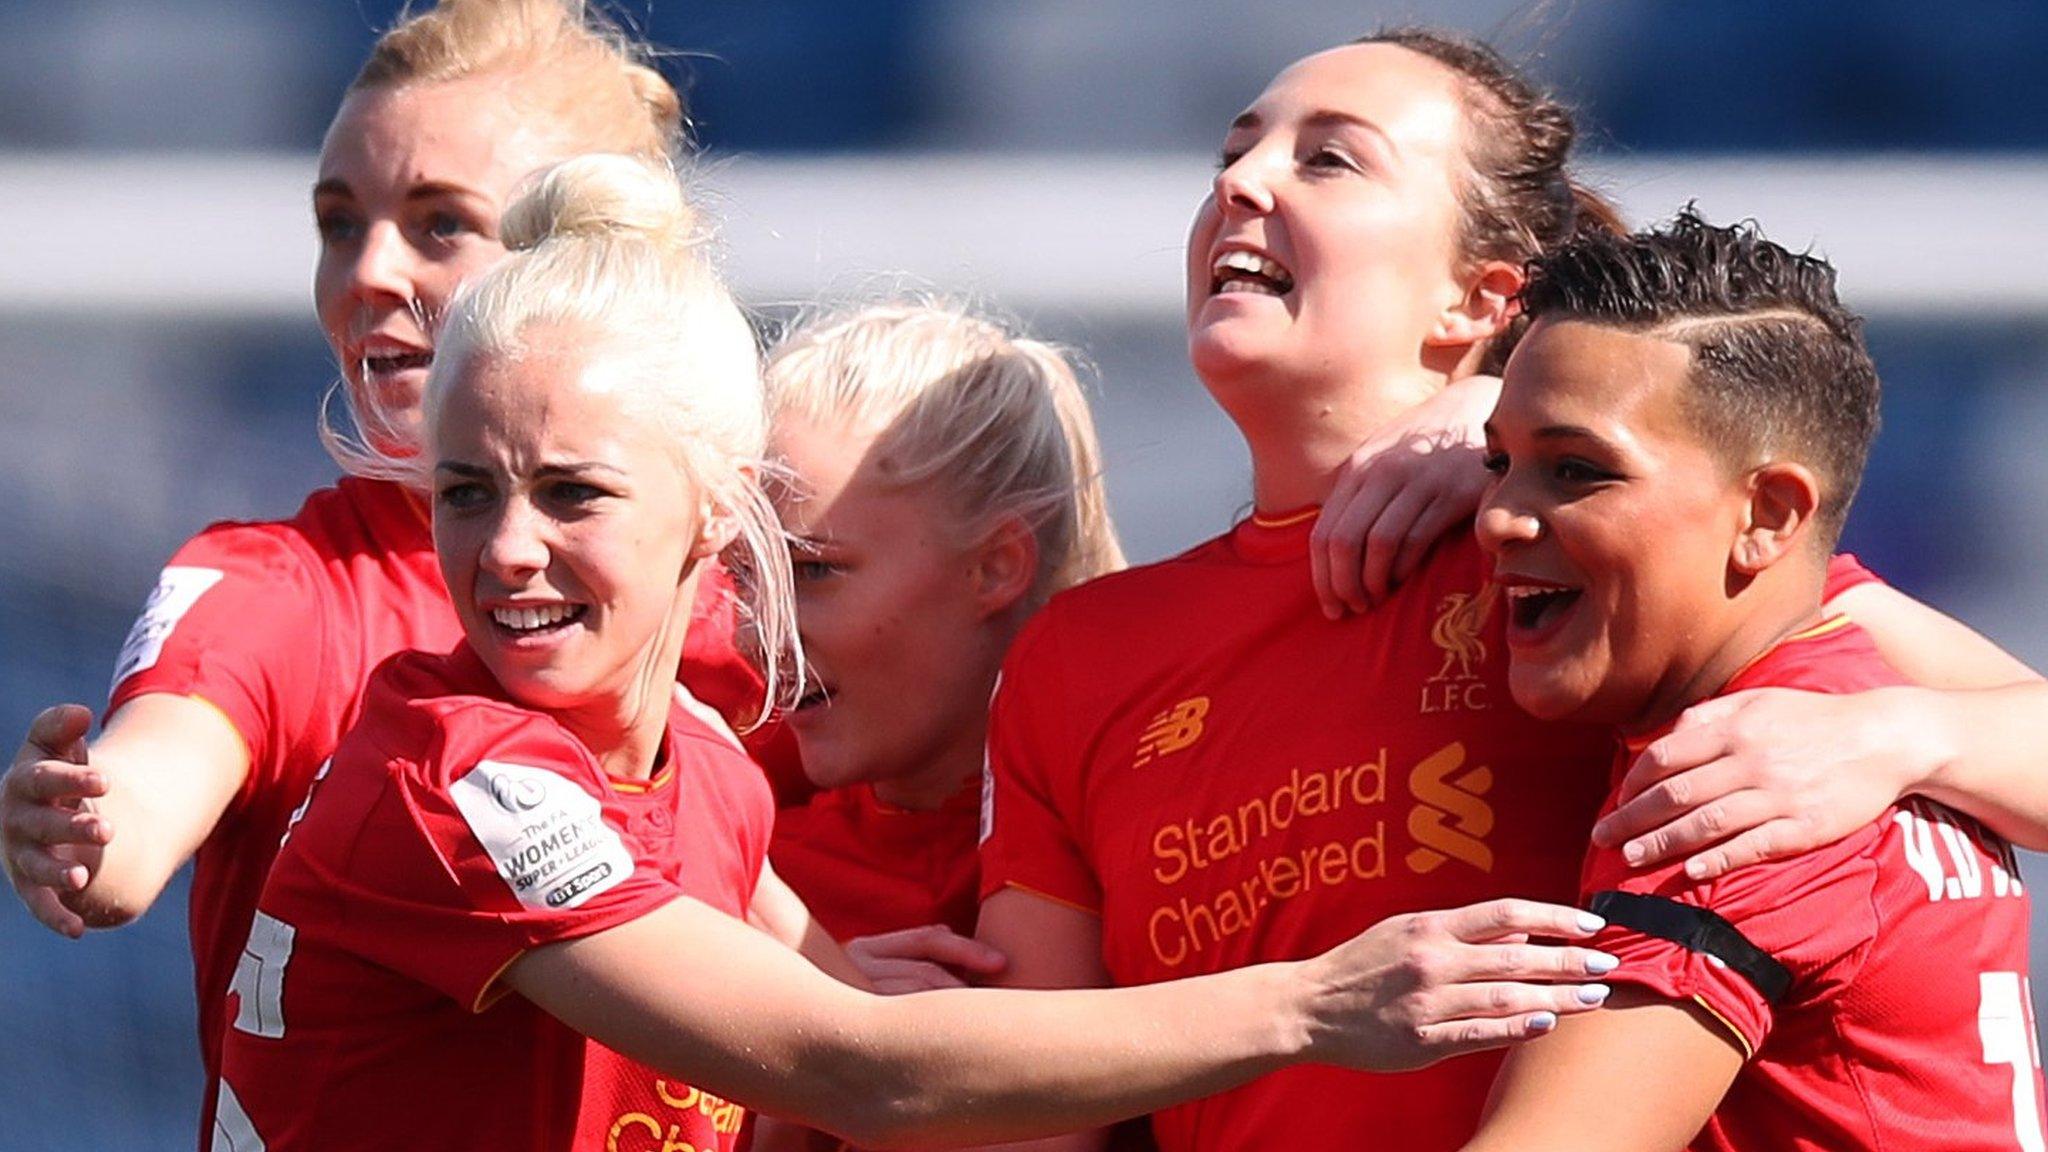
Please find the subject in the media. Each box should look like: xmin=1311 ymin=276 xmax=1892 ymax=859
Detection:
xmin=1888 ymin=682 xmax=2048 ymax=848
xmin=516 ymin=906 xmax=1310 ymax=1151
xmin=70 ymin=697 xmax=248 ymax=925
xmin=812 ymin=964 xmax=1305 ymax=1149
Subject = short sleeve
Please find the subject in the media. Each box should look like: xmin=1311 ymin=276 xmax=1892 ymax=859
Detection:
xmin=308 ymin=701 xmax=683 ymax=1011
xmin=107 ymin=526 xmax=330 ymax=798
xmin=1825 ymin=552 xmax=1883 ymax=602
xmin=977 ymin=612 xmax=1103 ymax=913
xmin=1581 ymin=827 xmax=1881 ymax=1057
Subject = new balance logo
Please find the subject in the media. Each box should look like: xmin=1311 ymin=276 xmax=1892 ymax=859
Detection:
xmin=1405 ymin=742 xmax=1494 ymax=873
xmin=1134 ymin=696 xmax=1210 ymax=767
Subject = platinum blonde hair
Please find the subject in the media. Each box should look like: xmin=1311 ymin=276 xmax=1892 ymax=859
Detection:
xmin=318 ymin=0 xmax=685 ymax=480
xmin=766 ymin=302 xmax=1126 ymax=604
xmin=371 ymin=153 xmax=796 ymax=725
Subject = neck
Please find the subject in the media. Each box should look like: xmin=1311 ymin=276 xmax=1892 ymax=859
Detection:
xmin=871 ymin=719 xmax=984 ymax=812
xmin=560 ymin=570 xmax=703 ymax=782
xmin=1223 ymin=365 xmax=1445 ymax=514
xmin=1620 ymin=563 xmax=1829 ymax=739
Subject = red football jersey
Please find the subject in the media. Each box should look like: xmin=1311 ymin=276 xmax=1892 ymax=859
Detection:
xmin=214 ymin=645 xmax=772 ymax=1151
xmin=980 ymin=512 xmax=1611 ymax=1152
xmin=771 ymin=780 xmax=982 ymax=940
xmin=1824 ymin=552 xmax=1879 ymax=602
xmin=1582 ymin=618 xmax=2045 ymax=1150
xmin=106 ymin=476 xmax=778 ymax=1145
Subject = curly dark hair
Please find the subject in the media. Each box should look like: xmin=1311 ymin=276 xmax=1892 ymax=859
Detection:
xmin=1521 ymin=209 xmax=1881 ymax=543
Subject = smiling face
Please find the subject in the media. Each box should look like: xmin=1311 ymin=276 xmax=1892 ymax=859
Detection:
xmin=772 ymin=413 xmax=1015 ymax=805
xmin=1186 ymin=42 xmax=1474 ymax=404
xmin=314 ymin=74 xmax=574 ymax=452
xmin=1477 ymin=319 xmax=1753 ymax=731
xmin=431 ymin=331 xmax=708 ymax=723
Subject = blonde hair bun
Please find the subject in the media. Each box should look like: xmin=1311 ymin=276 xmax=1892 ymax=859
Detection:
xmin=499 ymin=153 xmax=700 ymax=254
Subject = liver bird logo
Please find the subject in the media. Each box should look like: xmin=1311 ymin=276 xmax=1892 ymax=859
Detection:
xmin=1429 ymin=586 xmax=1497 ymax=682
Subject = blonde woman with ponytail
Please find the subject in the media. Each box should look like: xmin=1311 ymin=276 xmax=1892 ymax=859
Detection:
xmin=0 ymin=3 xmax=784 ymax=1143
xmin=760 ymin=303 xmax=1125 ymax=969
xmin=215 ymin=152 xmax=1619 ymax=1152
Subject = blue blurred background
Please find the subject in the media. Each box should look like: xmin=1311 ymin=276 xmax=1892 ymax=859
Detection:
xmin=3 ymin=1 xmax=2048 ymax=1144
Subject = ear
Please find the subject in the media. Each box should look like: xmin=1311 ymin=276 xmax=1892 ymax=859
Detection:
xmin=1731 ymin=462 xmax=1821 ymax=575
xmin=1424 ymin=259 xmax=1524 ymax=348
xmin=968 ymin=515 xmax=1040 ymax=619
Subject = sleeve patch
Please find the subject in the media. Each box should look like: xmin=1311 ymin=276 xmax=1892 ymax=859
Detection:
xmin=111 ymin=566 xmax=225 ymax=694
xmin=449 ymin=760 xmax=635 ymax=912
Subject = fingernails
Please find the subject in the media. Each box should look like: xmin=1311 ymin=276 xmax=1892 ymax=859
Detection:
xmin=1527 ymin=1011 xmax=1558 ymax=1032
xmin=1576 ymin=911 xmax=1605 ymax=933
xmin=1622 ymin=842 xmax=1646 ymax=866
xmin=1576 ymin=984 xmax=1611 ymax=1005
xmin=1590 ymin=819 xmax=1617 ymax=847
xmin=1684 ymin=858 xmax=1711 ymax=881
xmin=1585 ymin=952 xmax=1619 ymax=975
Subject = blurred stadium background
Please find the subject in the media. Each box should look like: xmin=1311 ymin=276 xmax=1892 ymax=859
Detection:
xmin=4 ymin=0 xmax=2048 ymax=1143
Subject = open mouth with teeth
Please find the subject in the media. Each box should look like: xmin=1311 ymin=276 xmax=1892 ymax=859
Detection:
xmin=1504 ymin=584 xmax=1582 ymax=642
xmin=1210 ymin=250 xmax=1295 ymax=297
xmin=489 ymin=602 xmax=588 ymax=635
xmin=362 ymin=351 xmax=433 ymax=377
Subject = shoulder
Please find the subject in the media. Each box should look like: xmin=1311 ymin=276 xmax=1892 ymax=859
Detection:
xmin=350 ymin=650 xmax=592 ymax=791
xmin=1021 ymin=530 xmax=1241 ymax=646
xmin=1728 ymin=618 xmax=1908 ymax=696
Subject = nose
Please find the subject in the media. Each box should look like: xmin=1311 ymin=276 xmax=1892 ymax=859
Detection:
xmin=479 ymin=496 xmax=551 ymax=586
xmin=345 ymin=220 xmax=418 ymax=307
xmin=1212 ymin=150 xmax=1276 ymax=218
xmin=1475 ymin=479 xmax=1541 ymax=558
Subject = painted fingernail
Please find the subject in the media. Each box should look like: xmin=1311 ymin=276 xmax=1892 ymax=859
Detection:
xmin=1577 ymin=984 xmax=1612 ymax=1005
xmin=1528 ymin=1011 xmax=1558 ymax=1031
xmin=1585 ymin=952 xmax=1619 ymax=975
xmin=1576 ymin=911 xmax=1605 ymax=933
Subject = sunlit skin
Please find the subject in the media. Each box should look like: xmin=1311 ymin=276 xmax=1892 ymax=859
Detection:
xmin=1186 ymin=42 xmax=1507 ymax=510
xmin=431 ymin=331 xmax=725 ymax=780
xmin=314 ymin=73 xmax=576 ymax=453
xmin=773 ymin=414 xmax=1020 ymax=811
xmin=1476 ymin=319 xmax=1827 ymax=736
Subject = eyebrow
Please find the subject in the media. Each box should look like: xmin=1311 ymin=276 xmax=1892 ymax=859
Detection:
xmin=311 ymin=178 xmax=485 ymax=203
xmin=1482 ymin=421 xmax=1623 ymax=450
xmin=1227 ymin=108 xmax=1398 ymax=154
xmin=432 ymin=461 xmax=628 ymax=480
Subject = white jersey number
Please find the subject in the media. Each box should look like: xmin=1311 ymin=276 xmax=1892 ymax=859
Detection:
xmin=1981 ymin=970 xmax=2048 ymax=1151
xmin=228 ymin=910 xmax=296 ymax=1039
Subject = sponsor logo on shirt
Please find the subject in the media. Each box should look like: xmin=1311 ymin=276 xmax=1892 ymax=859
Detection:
xmin=1140 ymin=741 xmax=1497 ymax=967
xmin=1422 ymin=587 xmax=1496 ymax=714
xmin=1134 ymin=696 xmax=1210 ymax=767
xmin=1405 ymin=742 xmax=1494 ymax=874
xmin=111 ymin=565 xmax=225 ymax=694
xmin=450 ymin=760 xmax=635 ymax=912
xmin=608 ymin=1078 xmax=747 ymax=1151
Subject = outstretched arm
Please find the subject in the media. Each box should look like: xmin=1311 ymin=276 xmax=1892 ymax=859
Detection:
xmin=1460 ymin=988 xmax=1742 ymax=1152
xmin=3 ymin=696 xmax=248 ymax=935
xmin=509 ymin=895 xmax=1616 ymax=1150
xmin=1597 ymin=580 xmax=2048 ymax=879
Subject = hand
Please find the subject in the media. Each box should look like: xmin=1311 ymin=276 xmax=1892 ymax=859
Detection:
xmin=3 ymin=704 xmax=111 ymax=938
xmin=1310 ymin=374 xmax=1500 ymax=619
xmin=844 ymin=924 xmax=1010 ymax=995
xmin=1594 ymin=687 xmax=1925 ymax=881
xmin=1302 ymin=897 xmax=1617 ymax=1072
